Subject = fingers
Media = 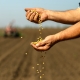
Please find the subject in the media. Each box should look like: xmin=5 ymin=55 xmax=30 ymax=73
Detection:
xmin=26 ymin=10 xmax=40 ymax=23
xmin=30 ymin=41 xmax=49 ymax=51
xmin=26 ymin=10 xmax=33 ymax=20
xmin=29 ymin=12 xmax=39 ymax=22
xmin=36 ymin=41 xmax=45 ymax=47
xmin=26 ymin=11 xmax=36 ymax=21
xmin=34 ymin=12 xmax=39 ymax=22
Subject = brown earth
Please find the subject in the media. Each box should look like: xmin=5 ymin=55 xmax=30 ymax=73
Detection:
xmin=0 ymin=28 xmax=80 ymax=80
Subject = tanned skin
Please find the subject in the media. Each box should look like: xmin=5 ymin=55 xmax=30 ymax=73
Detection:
xmin=25 ymin=8 xmax=80 ymax=51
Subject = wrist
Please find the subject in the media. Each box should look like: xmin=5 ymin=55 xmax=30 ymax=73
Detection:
xmin=45 ymin=10 xmax=52 ymax=20
xmin=45 ymin=10 xmax=54 ymax=20
xmin=54 ymin=33 xmax=62 ymax=42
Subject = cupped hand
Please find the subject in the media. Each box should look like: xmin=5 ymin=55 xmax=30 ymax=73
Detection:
xmin=31 ymin=35 xmax=58 ymax=51
xmin=25 ymin=8 xmax=48 ymax=23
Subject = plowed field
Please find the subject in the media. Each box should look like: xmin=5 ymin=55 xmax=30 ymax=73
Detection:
xmin=0 ymin=28 xmax=80 ymax=80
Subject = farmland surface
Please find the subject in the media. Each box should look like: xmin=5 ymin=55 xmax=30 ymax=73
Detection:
xmin=0 ymin=28 xmax=80 ymax=80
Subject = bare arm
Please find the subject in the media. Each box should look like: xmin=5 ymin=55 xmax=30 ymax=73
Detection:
xmin=25 ymin=8 xmax=80 ymax=24
xmin=30 ymin=21 xmax=80 ymax=51
xmin=47 ymin=8 xmax=80 ymax=24
xmin=55 ymin=21 xmax=80 ymax=42
xmin=25 ymin=8 xmax=80 ymax=51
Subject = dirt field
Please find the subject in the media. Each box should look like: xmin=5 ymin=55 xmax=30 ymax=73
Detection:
xmin=0 ymin=28 xmax=80 ymax=80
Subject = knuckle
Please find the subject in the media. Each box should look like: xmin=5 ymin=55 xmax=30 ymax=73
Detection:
xmin=34 ymin=18 xmax=37 ymax=21
xmin=34 ymin=17 xmax=38 ymax=22
xmin=30 ymin=18 xmax=33 ymax=22
xmin=30 ymin=19 xmax=33 ymax=22
xmin=26 ymin=17 xmax=29 ymax=20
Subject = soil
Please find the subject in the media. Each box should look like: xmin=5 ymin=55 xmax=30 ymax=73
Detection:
xmin=0 ymin=28 xmax=80 ymax=80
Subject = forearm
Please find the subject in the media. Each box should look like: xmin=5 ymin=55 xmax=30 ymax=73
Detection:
xmin=54 ymin=21 xmax=80 ymax=42
xmin=46 ymin=8 xmax=80 ymax=24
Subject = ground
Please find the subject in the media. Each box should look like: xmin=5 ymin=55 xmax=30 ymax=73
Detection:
xmin=0 ymin=28 xmax=80 ymax=80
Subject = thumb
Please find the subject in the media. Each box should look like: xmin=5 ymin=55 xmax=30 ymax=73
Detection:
xmin=25 ymin=8 xmax=32 ymax=12
xmin=25 ymin=8 xmax=35 ymax=12
xmin=36 ymin=40 xmax=45 ymax=47
xmin=25 ymin=8 xmax=28 ymax=11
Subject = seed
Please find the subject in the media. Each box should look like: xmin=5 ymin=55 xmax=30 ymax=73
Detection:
xmin=21 ymin=37 xmax=23 ymax=38
xmin=25 ymin=53 xmax=27 ymax=55
xmin=39 ymin=29 xmax=41 ymax=31
xmin=42 ymin=74 xmax=44 ymax=76
xmin=37 ymin=64 xmax=39 ymax=65
xmin=39 ymin=36 xmax=41 ymax=38
xmin=37 ymin=72 xmax=39 ymax=73
xmin=37 ymin=40 xmax=38 ymax=42
xmin=40 ymin=76 xmax=42 ymax=78
xmin=42 ymin=28 xmax=43 ymax=30
xmin=36 ymin=12 xmax=38 ymax=14
xmin=31 ymin=10 xmax=35 ymax=12
xmin=39 ymin=39 xmax=42 ymax=41
xmin=42 ymin=67 xmax=44 ymax=69
xmin=37 ymin=38 xmax=39 ymax=40
xmin=43 ymin=62 xmax=44 ymax=64
xmin=40 ymin=70 xmax=42 ymax=72
xmin=32 ymin=42 xmax=38 ymax=45
xmin=32 ymin=67 xmax=34 ymax=69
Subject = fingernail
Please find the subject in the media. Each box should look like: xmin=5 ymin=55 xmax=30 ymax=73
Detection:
xmin=24 ymin=8 xmax=26 ymax=10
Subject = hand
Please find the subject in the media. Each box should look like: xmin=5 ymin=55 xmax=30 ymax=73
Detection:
xmin=31 ymin=35 xmax=58 ymax=51
xmin=25 ymin=8 xmax=48 ymax=23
